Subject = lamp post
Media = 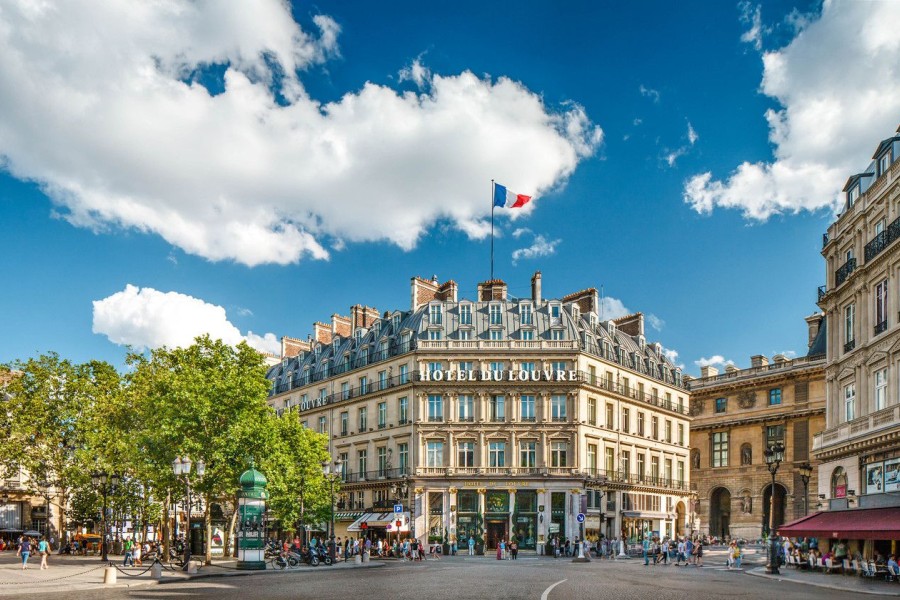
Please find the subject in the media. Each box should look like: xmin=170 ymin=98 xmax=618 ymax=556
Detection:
xmin=321 ymin=458 xmax=343 ymax=563
xmin=172 ymin=456 xmax=205 ymax=571
xmin=90 ymin=471 xmax=120 ymax=562
xmin=764 ymin=442 xmax=785 ymax=575
xmin=798 ymin=462 xmax=813 ymax=516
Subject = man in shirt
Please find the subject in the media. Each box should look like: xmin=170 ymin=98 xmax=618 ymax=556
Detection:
xmin=123 ymin=538 xmax=135 ymax=567
xmin=642 ymin=535 xmax=651 ymax=566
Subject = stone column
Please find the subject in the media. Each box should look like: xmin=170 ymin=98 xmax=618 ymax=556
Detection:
xmin=510 ymin=430 xmax=518 ymax=470
xmin=540 ymin=431 xmax=548 ymax=468
xmin=448 ymin=431 xmax=456 ymax=469
xmin=508 ymin=488 xmax=517 ymax=542
xmin=478 ymin=431 xmax=486 ymax=470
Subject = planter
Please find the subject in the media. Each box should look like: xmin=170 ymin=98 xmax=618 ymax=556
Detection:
xmin=475 ymin=544 xmax=484 ymax=555
xmin=442 ymin=543 xmax=450 ymax=556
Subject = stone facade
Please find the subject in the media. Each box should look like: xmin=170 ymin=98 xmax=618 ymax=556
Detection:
xmin=687 ymin=319 xmax=826 ymax=541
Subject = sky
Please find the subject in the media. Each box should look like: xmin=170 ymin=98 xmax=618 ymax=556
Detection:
xmin=1 ymin=0 xmax=899 ymax=376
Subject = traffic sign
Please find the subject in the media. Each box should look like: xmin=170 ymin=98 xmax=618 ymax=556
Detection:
xmin=396 ymin=520 xmax=402 ymax=528
xmin=361 ymin=522 xmax=368 ymax=530
xmin=576 ymin=513 xmax=585 ymax=523
xmin=394 ymin=504 xmax=403 ymax=513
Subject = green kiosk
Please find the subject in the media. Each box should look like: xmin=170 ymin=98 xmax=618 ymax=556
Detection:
xmin=236 ymin=466 xmax=269 ymax=570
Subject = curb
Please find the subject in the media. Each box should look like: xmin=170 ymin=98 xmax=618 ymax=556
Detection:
xmin=746 ymin=567 xmax=900 ymax=597
xmin=157 ymin=561 xmax=386 ymax=584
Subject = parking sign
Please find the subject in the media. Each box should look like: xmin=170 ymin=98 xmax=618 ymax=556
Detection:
xmin=394 ymin=504 xmax=403 ymax=513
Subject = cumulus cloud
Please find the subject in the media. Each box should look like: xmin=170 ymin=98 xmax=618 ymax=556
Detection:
xmin=685 ymin=2 xmax=900 ymax=220
xmin=694 ymin=355 xmax=734 ymax=368
xmin=775 ymin=349 xmax=798 ymax=359
xmin=398 ymin=57 xmax=431 ymax=88
xmin=0 ymin=1 xmax=602 ymax=267
xmin=599 ymin=296 xmax=630 ymax=321
xmin=646 ymin=314 xmax=665 ymax=331
xmin=662 ymin=347 xmax=684 ymax=369
xmin=511 ymin=229 xmax=560 ymax=264
xmin=92 ymin=285 xmax=279 ymax=355
xmin=739 ymin=1 xmax=767 ymax=50
xmin=639 ymin=85 xmax=660 ymax=103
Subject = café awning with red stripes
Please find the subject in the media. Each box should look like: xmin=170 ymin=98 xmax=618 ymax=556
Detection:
xmin=777 ymin=507 xmax=900 ymax=540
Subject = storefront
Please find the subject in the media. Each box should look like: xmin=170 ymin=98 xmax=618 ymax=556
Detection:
xmin=512 ymin=490 xmax=538 ymax=550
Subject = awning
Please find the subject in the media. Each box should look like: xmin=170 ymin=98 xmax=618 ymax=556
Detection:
xmin=347 ymin=512 xmax=409 ymax=532
xmin=778 ymin=507 xmax=900 ymax=540
xmin=621 ymin=511 xmax=669 ymax=520
xmin=335 ymin=512 xmax=364 ymax=521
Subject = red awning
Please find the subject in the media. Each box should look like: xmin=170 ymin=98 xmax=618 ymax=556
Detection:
xmin=778 ymin=507 xmax=900 ymax=540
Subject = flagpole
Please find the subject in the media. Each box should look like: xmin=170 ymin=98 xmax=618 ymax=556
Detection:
xmin=490 ymin=179 xmax=495 ymax=281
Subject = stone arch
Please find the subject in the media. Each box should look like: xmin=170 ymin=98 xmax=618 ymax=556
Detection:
xmin=831 ymin=466 xmax=848 ymax=498
xmin=709 ymin=487 xmax=731 ymax=539
xmin=675 ymin=501 xmax=686 ymax=536
xmin=740 ymin=443 xmax=752 ymax=465
xmin=762 ymin=483 xmax=788 ymax=535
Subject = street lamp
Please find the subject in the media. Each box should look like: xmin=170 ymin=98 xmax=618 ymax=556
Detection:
xmin=322 ymin=458 xmax=343 ymax=563
xmin=172 ymin=456 xmax=205 ymax=571
xmin=764 ymin=442 xmax=785 ymax=575
xmin=90 ymin=471 xmax=120 ymax=562
xmin=797 ymin=462 xmax=813 ymax=516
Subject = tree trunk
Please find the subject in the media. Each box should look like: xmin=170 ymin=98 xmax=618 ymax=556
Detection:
xmin=162 ymin=490 xmax=170 ymax=562
xmin=228 ymin=494 xmax=240 ymax=558
xmin=204 ymin=495 xmax=212 ymax=565
xmin=58 ymin=489 xmax=68 ymax=546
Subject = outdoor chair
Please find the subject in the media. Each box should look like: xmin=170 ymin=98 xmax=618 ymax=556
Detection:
xmin=863 ymin=561 xmax=877 ymax=578
xmin=841 ymin=559 xmax=851 ymax=574
xmin=886 ymin=565 xmax=898 ymax=582
xmin=826 ymin=558 xmax=841 ymax=574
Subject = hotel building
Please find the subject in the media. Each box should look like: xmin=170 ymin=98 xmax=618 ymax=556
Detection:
xmin=265 ymin=273 xmax=692 ymax=550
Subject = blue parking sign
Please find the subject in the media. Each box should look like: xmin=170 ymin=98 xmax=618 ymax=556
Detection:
xmin=394 ymin=504 xmax=403 ymax=513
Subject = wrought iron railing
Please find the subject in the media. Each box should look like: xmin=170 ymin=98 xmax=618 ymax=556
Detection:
xmin=835 ymin=257 xmax=857 ymax=287
xmin=875 ymin=320 xmax=888 ymax=336
xmin=844 ymin=339 xmax=855 ymax=353
xmin=864 ymin=215 xmax=900 ymax=262
xmin=582 ymin=468 xmax=694 ymax=492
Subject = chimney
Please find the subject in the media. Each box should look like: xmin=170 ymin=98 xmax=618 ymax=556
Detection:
xmin=750 ymin=355 xmax=769 ymax=368
xmin=477 ymin=279 xmax=508 ymax=301
xmin=773 ymin=354 xmax=789 ymax=364
xmin=312 ymin=322 xmax=332 ymax=345
xmin=437 ymin=280 xmax=458 ymax=302
xmin=612 ymin=312 xmax=644 ymax=337
xmin=331 ymin=314 xmax=351 ymax=338
xmin=562 ymin=287 xmax=599 ymax=316
xmin=724 ymin=364 xmax=739 ymax=373
xmin=281 ymin=336 xmax=311 ymax=359
xmin=804 ymin=312 xmax=824 ymax=350
xmin=411 ymin=276 xmax=440 ymax=310
xmin=531 ymin=271 xmax=542 ymax=305
xmin=700 ymin=365 xmax=719 ymax=379
xmin=351 ymin=304 xmax=381 ymax=331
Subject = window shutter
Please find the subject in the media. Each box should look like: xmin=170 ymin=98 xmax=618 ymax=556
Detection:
xmin=794 ymin=419 xmax=809 ymax=461
xmin=794 ymin=382 xmax=809 ymax=405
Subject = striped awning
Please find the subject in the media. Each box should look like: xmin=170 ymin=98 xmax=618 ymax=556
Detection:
xmin=335 ymin=512 xmax=365 ymax=521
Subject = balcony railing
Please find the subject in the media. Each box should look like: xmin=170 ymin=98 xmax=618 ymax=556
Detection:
xmin=864 ymin=215 xmax=900 ymax=262
xmin=812 ymin=404 xmax=900 ymax=451
xmin=577 ymin=370 xmax=688 ymax=415
xmin=875 ymin=320 xmax=888 ymax=336
xmin=835 ymin=257 xmax=857 ymax=287
xmin=341 ymin=467 xmax=410 ymax=483
xmin=688 ymin=353 xmax=825 ymax=387
xmin=582 ymin=468 xmax=694 ymax=492
xmin=844 ymin=339 xmax=856 ymax=353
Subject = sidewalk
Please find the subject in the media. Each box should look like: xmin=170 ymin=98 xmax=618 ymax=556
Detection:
xmin=747 ymin=566 xmax=900 ymax=596
xmin=0 ymin=552 xmax=383 ymax=596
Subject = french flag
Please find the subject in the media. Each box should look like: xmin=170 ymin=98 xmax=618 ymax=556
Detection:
xmin=493 ymin=182 xmax=532 ymax=209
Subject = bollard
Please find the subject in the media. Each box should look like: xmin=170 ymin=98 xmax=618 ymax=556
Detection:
xmin=362 ymin=551 xmax=369 ymax=563
xmin=151 ymin=562 xmax=162 ymax=580
xmin=355 ymin=554 xmax=361 ymax=564
xmin=103 ymin=566 xmax=117 ymax=585
xmin=186 ymin=561 xmax=198 ymax=574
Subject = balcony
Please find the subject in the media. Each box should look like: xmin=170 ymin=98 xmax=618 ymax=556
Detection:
xmin=875 ymin=320 xmax=888 ymax=336
xmin=581 ymin=468 xmax=694 ymax=492
xmin=844 ymin=339 xmax=856 ymax=353
xmin=835 ymin=257 xmax=857 ymax=287
xmin=864 ymin=215 xmax=900 ymax=262
xmin=417 ymin=339 xmax=579 ymax=351
xmin=341 ymin=467 xmax=409 ymax=483
xmin=813 ymin=404 xmax=900 ymax=452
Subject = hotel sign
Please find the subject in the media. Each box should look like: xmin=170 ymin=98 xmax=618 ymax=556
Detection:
xmin=419 ymin=369 xmax=578 ymax=382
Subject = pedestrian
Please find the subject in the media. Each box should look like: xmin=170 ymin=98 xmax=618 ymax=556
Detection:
xmin=695 ymin=539 xmax=704 ymax=567
xmin=133 ymin=539 xmax=143 ymax=566
xmin=123 ymin=537 xmax=135 ymax=567
xmin=468 ymin=535 xmax=475 ymax=556
xmin=510 ymin=540 xmax=518 ymax=560
xmin=730 ymin=541 xmax=742 ymax=569
xmin=38 ymin=536 xmax=50 ymax=570
xmin=17 ymin=537 xmax=32 ymax=570
xmin=642 ymin=535 xmax=650 ymax=566
xmin=496 ymin=539 xmax=503 ymax=560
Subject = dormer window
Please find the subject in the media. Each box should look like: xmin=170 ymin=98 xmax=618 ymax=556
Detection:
xmin=589 ymin=313 xmax=598 ymax=328
xmin=550 ymin=303 xmax=561 ymax=323
xmin=333 ymin=339 xmax=340 ymax=353
xmin=460 ymin=303 xmax=472 ymax=325
xmin=638 ymin=335 xmax=645 ymax=350
xmin=847 ymin=184 xmax=859 ymax=208
xmin=520 ymin=302 xmax=533 ymax=325
xmin=878 ymin=150 xmax=892 ymax=177
xmin=489 ymin=303 xmax=502 ymax=325
xmin=354 ymin=329 xmax=363 ymax=344
xmin=429 ymin=303 xmax=443 ymax=325
xmin=392 ymin=313 xmax=401 ymax=330
xmin=608 ymin=321 xmax=617 ymax=336
xmin=571 ymin=305 xmax=580 ymax=323
xmin=373 ymin=320 xmax=381 ymax=336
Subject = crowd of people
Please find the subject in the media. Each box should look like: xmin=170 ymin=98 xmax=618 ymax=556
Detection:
xmin=2 ymin=535 xmax=52 ymax=570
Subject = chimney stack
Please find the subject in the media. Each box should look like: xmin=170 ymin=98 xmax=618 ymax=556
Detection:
xmin=313 ymin=322 xmax=332 ymax=345
xmin=331 ymin=314 xmax=351 ymax=338
xmin=700 ymin=365 xmax=719 ymax=379
xmin=804 ymin=312 xmax=824 ymax=349
xmin=750 ymin=355 xmax=769 ymax=368
xmin=477 ymin=279 xmax=508 ymax=302
xmin=281 ymin=336 xmax=311 ymax=359
xmin=531 ymin=271 xmax=542 ymax=305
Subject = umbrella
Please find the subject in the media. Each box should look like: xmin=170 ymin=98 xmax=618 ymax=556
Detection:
xmin=23 ymin=530 xmax=41 ymax=537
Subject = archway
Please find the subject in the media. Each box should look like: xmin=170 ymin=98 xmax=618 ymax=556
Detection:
xmin=675 ymin=501 xmax=685 ymax=536
xmin=709 ymin=487 xmax=731 ymax=539
xmin=762 ymin=483 xmax=787 ymax=535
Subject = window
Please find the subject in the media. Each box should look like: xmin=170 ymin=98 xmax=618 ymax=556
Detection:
xmin=587 ymin=444 xmax=598 ymax=473
xmin=428 ymin=361 xmax=442 ymax=375
xmin=606 ymin=403 xmax=614 ymax=429
xmin=551 ymin=395 xmax=566 ymax=421
xmin=318 ymin=416 xmax=327 ymax=434
xmin=664 ymin=420 xmax=672 ymax=443
xmin=715 ymin=397 xmax=727 ymax=413
xmin=378 ymin=370 xmax=387 ymax=390
xmin=875 ymin=279 xmax=889 ymax=333
xmin=358 ymin=406 xmax=368 ymax=431
xmin=341 ymin=382 xmax=350 ymax=400
xmin=399 ymin=364 xmax=408 ymax=384
xmin=490 ymin=361 xmax=504 ymax=372
xmin=606 ymin=372 xmax=614 ymax=390
xmin=768 ymin=388 xmax=782 ymax=406
xmin=458 ymin=361 xmax=474 ymax=372
xmin=398 ymin=396 xmax=408 ymax=424
xmin=520 ymin=395 xmax=536 ymax=421
xmin=340 ymin=411 xmax=348 ymax=435
xmin=429 ymin=329 xmax=442 ymax=340
xmin=845 ymin=304 xmax=855 ymax=349
xmin=489 ymin=442 xmax=506 ymax=467
xmin=521 ymin=303 xmax=533 ymax=325
xmin=588 ymin=365 xmax=597 ymax=385
xmin=678 ymin=423 xmax=685 ymax=446
xmin=359 ymin=376 xmax=368 ymax=395
xmin=378 ymin=402 xmax=387 ymax=428
xmin=398 ymin=443 xmax=408 ymax=472
xmin=428 ymin=394 xmax=443 ymax=422
xmin=429 ymin=304 xmax=442 ymax=325
xmin=637 ymin=412 xmax=645 ymax=435
xmin=621 ymin=407 xmax=630 ymax=433
xmin=520 ymin=442 xmax=536 ymax=468
xmin=765 ymin=425 xmax=785 ymax=449
xmin=677 ymin=461 xmax=685 ymax=483
xmin=605 ymin=447 xmax=615 ymax=472
xmin=489 ymin=303 xmax=502 ymax=325
xmin=848 ymin=184 xmax=859 ymax=207
xmin=621 ymin=450 xmax=630 ymax=475
xmin=490 ymin=395 xmax=506 ymax=422
xmin=521 ymin=361 xmax=535 ymax=372
xmin=550 ymin=303 xmax=561 ymax=322
xmin=551 ymin=329 xmax=564 ymax=340
xmin=459 ymin=329 xmax=471 ymax=340
xmin=458 ymin=442 xmax=475 ymax=467
xmin=637 ymin=454 xmax=645 ymax=479
xmin=650 ymin=456 xmax=659 ymax=479
xmin=377 ymin=446 xmax=388 ymax=476
xmin=458 ymin=394 xmax=474 ymax=421
xmin=844 ymin=383 xmax=856 ymax=421
xmin=426 ymin=442 xmax=443 ymax=467
xmin=551 ymin=441 xmax=568 ymax=467
xmin=588 ymin=398 xmax=597 ymax=425
xmin=552 ymin=361 xmax=567 ymax=373
xmin=879 ymin=150 xmax=892 ymax=176
xmin=651 ymin=416 xmax=659 ymax=440
xmin=459 ymin=304 xmax=472 ymax=325
xmin=358 ymin=449 xmax=367 ymax=475
xmin=664 ymin=458 xmax=673 ymax=483
xmin=489 ymin=329 xmax=503 ymax=341
xmin=521 ymin=330 xmax=534 ymax=341
xmin=875 ymin=368 xmax=887 ymax=411
xmin=712 ymin=431 xmax=729 ymax=467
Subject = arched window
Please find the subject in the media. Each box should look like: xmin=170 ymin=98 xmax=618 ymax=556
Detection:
xmin=740 ymin=443 xmax=752 ymax=465
xmin=831 ymin=466 xmax=848 ymax=498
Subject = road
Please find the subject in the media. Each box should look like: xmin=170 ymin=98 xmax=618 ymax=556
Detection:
xmin=0 ymin=550 xmax=881 ymax=600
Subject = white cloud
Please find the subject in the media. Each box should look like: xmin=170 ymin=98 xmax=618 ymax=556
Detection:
xmin=0 ymin=1 xmax=602 ymax=267
xmin=663 ymin=121 xmax=699 ymax=167
xmin=775 ymin=349 xmax=798 ymax=358
xmin=633 ymin=118 xmax=643 ymax=126
xmin=662 ymin=347 xmax=684 ymax=370
xmin=685 ymin=2 xmax=900 ymax=220
xmin=92 ymin=285 xmax=280 ymax=355
xmin=398 ymin=57 xmax=431 ymax=88
xmin=639 ymin=85 xmax=660 ymax=103
xmin=739 ymin=2 xmax=766 ymax=51
xmin=511 ymin=231 xmax=560 ymax=264
xmin=694 ymin=355 xmax=734 ymax=368
xmin=599 ymin=296 xmax=630 ymax=321
xmin=646 ymin=314 xmax=665 ymax=331
xmin=687 ymin=122 xmax=699 ymax=145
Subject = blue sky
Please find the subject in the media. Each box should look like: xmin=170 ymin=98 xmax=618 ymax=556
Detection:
xmin=1 ymin=0 xmax=899 ymax=374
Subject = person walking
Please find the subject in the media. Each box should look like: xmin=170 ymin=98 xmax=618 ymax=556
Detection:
xmin=38 ymin=537 xmax=50 ymax=570
xmin=496 ymin=539 xmax=503 ymax=560
xmin=695 ymin=539 xmax=704 ymax=567
xmin=17 ymin=537 xmax=32 ymax=570
xmin=642 ymin=535 xmax=650 ymax=566
xmin=510 ymin=540 xmax=518 ymax=560
xmin=468 ymin=536 xmax=475 ymax=556
xmin=123 ymin=537 xmax=135 ymax=567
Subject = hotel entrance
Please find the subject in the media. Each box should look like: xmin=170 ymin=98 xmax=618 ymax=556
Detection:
xmin=485 ymin=519 xmax=508 ymax=550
